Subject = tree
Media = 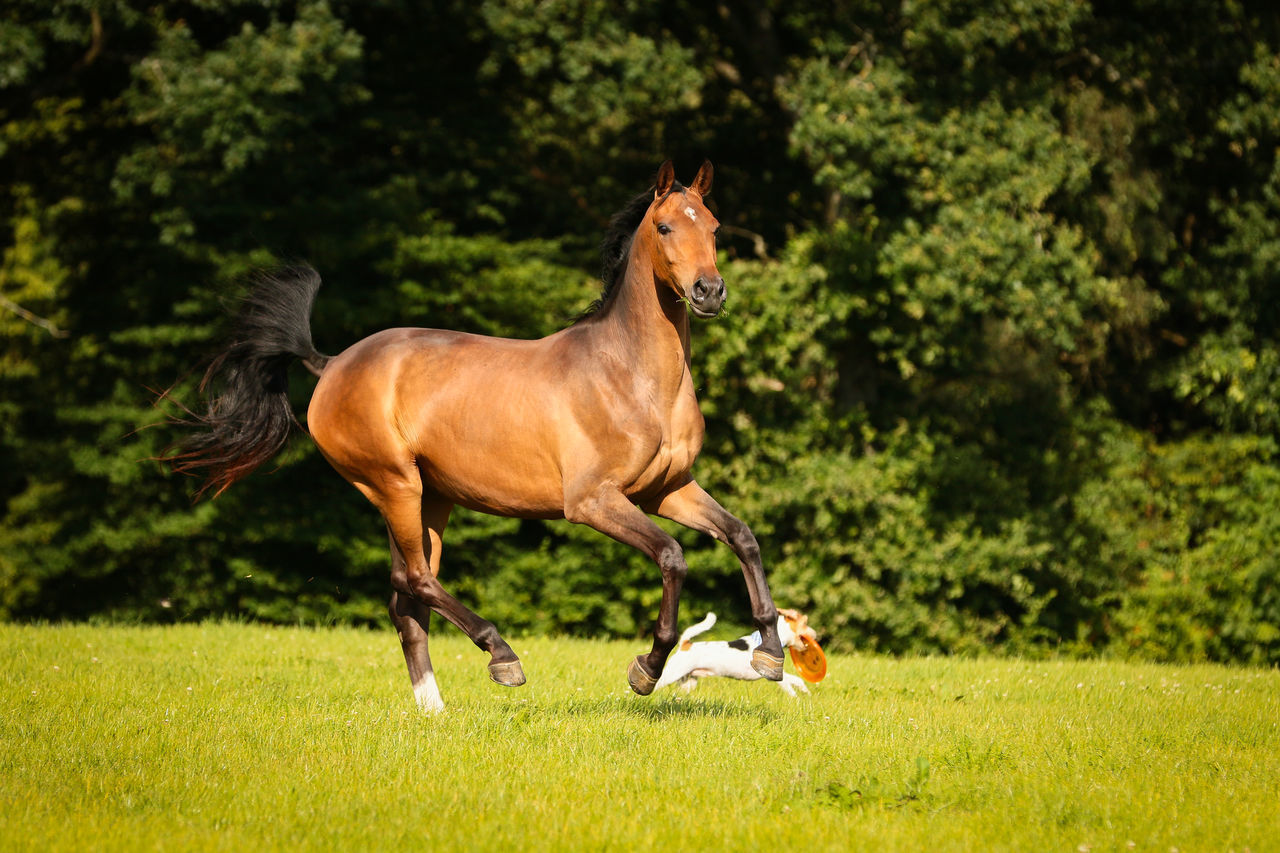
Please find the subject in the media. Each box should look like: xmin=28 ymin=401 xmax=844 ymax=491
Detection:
xmin=2 ymin=0 xmax=1278 ymax=663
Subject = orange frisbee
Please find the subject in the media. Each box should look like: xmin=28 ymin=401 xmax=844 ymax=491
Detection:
xmin=790 ymin=635 xmax=827 ymax=683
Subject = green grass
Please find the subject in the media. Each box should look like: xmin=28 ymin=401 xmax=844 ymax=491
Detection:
xmin=2 ymin=622 xmax=1277 ymax=851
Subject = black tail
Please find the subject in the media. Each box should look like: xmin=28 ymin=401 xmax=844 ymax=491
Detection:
xmin=166 ymin=265 xmax=330 ymax=498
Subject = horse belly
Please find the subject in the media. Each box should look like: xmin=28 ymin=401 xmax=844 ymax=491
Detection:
xmin=407 ymin=381 xmax=568 ymax=519
xmin=416 ymin=437 xmax=566 ymax=519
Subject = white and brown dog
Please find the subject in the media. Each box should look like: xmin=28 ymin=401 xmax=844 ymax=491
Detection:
xmin=654 ymin=608 xmax=820 ymax=696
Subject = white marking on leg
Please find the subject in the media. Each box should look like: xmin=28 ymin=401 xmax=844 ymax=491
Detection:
xmin=413 ymin=671 xmax=444 ymax=713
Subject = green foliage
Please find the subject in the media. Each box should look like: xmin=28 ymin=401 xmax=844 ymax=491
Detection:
xmin=479 ymin=0 xmax=704 ymax=161
xmin=1075 ymin=429 xmax=1280 ymax=664
xmin=2 ymin=0 xmax=1280 ymax=664
xmin=386 ymin=217 xmax=594 ymax=336
xmin=114 ymin=3 xmax=367 ymax=242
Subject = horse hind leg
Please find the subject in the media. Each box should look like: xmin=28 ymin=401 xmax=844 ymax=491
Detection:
xmin=382 ymin=487 xmax=526 ymax=689
xmin=385 ymin=516 xmax=452 ymax=712
xmin=388 ymin=586 xmax=443 ymax=712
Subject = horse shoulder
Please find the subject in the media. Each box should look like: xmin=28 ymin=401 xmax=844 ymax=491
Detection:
xmin=652 ymin=367 xmax=706 ymax=485
xmin=571 ymin=362 xmax=706 ymax=501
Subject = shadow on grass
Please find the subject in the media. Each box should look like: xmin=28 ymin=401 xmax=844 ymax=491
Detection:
xmin=552 ymin=693 xmax=780 ymax=724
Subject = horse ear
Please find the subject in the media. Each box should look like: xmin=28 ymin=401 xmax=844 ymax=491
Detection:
xmin=691 ymin=159 xmax=713 ymax=197
xmin=655 ymin=160 xmax=675 ymax=198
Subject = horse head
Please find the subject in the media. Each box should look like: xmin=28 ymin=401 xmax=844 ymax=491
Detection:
xmin=649 ymin=160 xmax=724 ymax=318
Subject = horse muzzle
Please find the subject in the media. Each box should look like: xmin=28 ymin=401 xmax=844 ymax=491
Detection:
xmin=688 ymin=275 xmax=726 ymax=318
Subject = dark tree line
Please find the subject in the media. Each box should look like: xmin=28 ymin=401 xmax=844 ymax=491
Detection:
xmin=2 ymin=0 xmax=1279 ymax=662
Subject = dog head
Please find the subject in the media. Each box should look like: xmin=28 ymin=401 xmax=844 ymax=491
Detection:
xmin=777 ymin=607 xmax=818 ymax=651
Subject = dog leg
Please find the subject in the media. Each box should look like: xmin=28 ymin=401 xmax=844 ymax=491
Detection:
xmin=777 ymin=674 xmax=809 ymax=696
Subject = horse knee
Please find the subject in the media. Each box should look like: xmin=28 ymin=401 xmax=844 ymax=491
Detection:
xmin=726 ymin=519 xmax=761 ymax=565
xmin=656 ymin=541 xmax=688 ymax=583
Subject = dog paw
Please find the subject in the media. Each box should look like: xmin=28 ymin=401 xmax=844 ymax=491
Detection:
xmin=779 ymin=674 xmax=809 ymax=696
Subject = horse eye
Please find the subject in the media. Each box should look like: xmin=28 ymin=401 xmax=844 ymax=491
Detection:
xmin=657 ymin=223 xmax=672 ymax=235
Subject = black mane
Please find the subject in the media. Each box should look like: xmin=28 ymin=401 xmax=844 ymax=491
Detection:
xmin=578 ymin=181 xmax=685 ymax=320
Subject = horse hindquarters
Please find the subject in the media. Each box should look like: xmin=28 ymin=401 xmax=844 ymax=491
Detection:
xmin=307 ymin=347 xmax=527 ymax=704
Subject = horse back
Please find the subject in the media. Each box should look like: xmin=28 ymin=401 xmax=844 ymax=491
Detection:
xmin=307 ymin=325 xmax=704 ymax=517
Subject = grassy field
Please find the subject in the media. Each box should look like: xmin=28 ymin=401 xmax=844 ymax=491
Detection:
xmin=2 ymin=622 xmax=1276 ymax=851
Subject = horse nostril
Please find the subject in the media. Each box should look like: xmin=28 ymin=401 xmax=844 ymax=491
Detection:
xmin=692 ymin=279 xmax=709 ymax=301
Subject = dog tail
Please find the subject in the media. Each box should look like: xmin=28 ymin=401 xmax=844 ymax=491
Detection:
xmin=678 ymin=612 xmax=717 ymax=650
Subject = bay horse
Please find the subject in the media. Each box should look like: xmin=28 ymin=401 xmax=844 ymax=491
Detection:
xmin=169 ymin=161 xmax=783 ymax=711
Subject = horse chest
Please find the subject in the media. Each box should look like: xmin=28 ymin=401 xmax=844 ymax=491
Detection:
xmin=626 ymin=379 xmax=704 ymax=496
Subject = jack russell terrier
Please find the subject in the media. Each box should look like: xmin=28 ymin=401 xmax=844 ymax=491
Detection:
xmin=654 ymin=608 xmax=825 ymax=696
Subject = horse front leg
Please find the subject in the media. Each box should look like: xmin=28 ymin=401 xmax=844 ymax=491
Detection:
xmin=565 ymin=484 xmax=689 ymax=695
xmin=645 ymin=479 xmax=784 ymax=681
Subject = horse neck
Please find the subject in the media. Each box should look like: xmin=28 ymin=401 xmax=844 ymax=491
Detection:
xmin=594 ymin=239 xmax=692 ymax=393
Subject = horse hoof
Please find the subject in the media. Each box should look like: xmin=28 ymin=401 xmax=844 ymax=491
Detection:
xmin=627 ymin=656 xmax=658 ymax=696
xmin=751 ymin=649 xmax=784 ymax=682
xmin=488 ymin=659 xmax=526 ymax=687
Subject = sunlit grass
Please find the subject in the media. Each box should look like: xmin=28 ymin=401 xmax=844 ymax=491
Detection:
xmin=2 ymin=622 xmax=1277 ymax=851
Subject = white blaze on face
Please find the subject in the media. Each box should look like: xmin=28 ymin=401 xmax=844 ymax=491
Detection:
xmin=684 ymin=206 xmax=697 ymax=222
